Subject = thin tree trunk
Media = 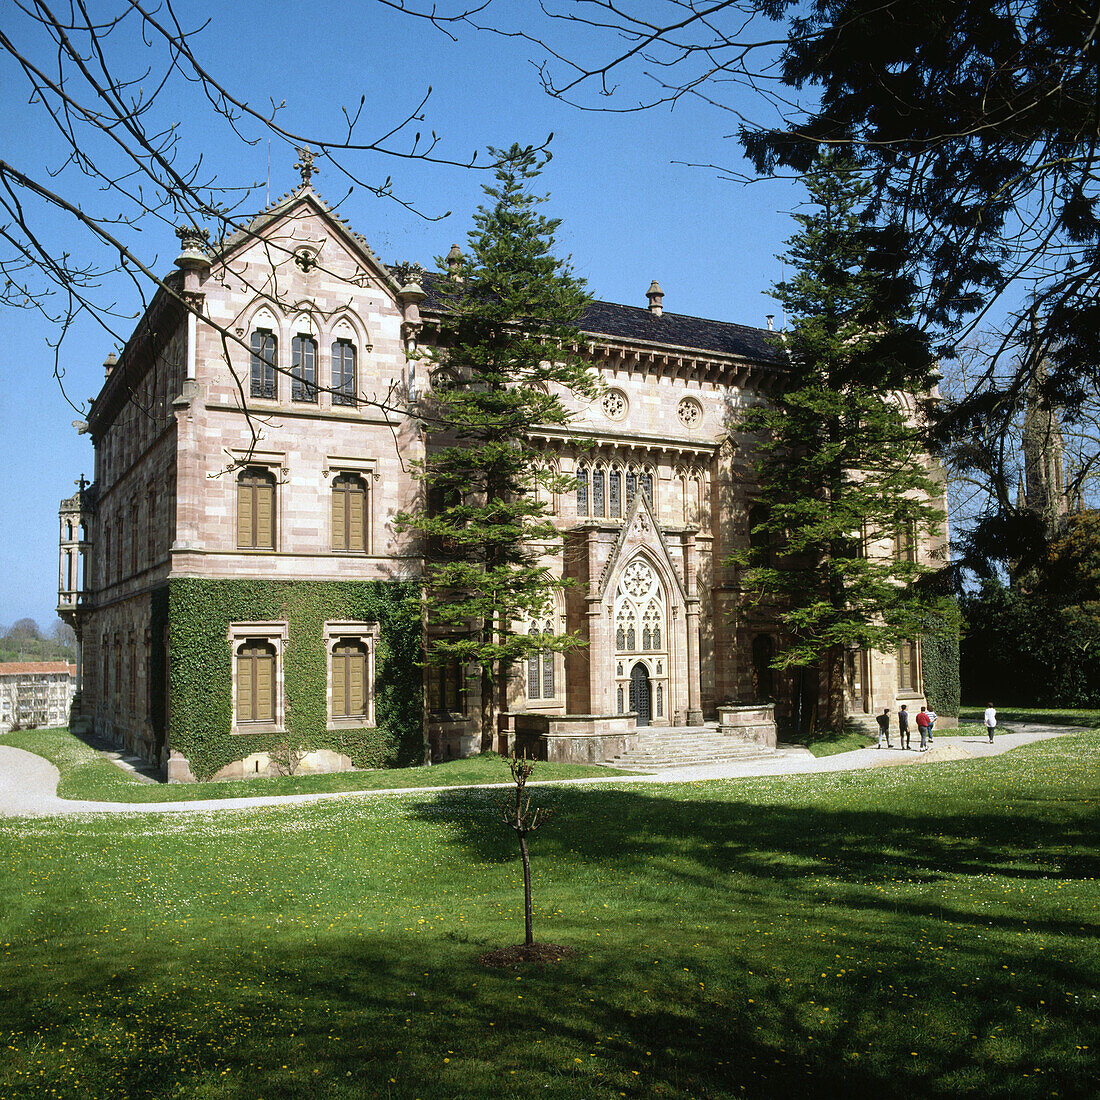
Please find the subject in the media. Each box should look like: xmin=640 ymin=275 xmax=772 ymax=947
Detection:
xmin=519 ymin=832 xmax=533 ymax=946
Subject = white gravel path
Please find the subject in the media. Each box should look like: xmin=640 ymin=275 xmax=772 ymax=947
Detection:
xmin=0 ymin=725 xmax=1081 ymax=818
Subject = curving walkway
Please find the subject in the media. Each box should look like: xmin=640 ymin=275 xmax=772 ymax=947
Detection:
xmin=0 ymin=725 xmax=1081 ymax=818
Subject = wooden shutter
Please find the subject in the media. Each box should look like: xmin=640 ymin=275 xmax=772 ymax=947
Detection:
xmin=332 ymin=646 xmax=347 ymax=717
xmin=237 ymin=479 xmax=253 ymax=548
xmin=255 ymin=649 xmax=274 ymax=722
xmin=348 ymin=648 xmax=366 ymax=717
xmin=237 ymin=648 xmax=254 ymax=723
xmin=348 ymin=484 xmax=365 ymax=552
xmin=332 ymin=484 xmax=347 ymax=551
xmin=255 ymin=477 xmax=274 ymax=549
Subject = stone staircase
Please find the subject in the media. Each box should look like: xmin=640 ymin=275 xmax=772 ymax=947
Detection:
xmin=603 ymin=722 xmax=777 ymax=771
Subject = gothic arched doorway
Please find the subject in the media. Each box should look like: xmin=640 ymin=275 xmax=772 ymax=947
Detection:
xmin=630 ymin=662 xmax=651 ymax=726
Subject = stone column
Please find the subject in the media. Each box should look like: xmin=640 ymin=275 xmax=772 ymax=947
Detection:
xmin=684 ymin=530 xmax=703 ymax=725
xmin=586 ymin=527 xmax=605 ymax=715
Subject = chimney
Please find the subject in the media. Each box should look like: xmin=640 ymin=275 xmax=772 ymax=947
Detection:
xmin=766 ymin=315 xmax=775 ymax=331
xmin=646 ymin=280 xmax=664 ymax=316
xmin=104 ymin=353 xmax=117 ymax=378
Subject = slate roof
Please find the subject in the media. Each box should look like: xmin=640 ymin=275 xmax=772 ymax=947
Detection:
xmin=417 ymin=270 xmax=782 ymax=363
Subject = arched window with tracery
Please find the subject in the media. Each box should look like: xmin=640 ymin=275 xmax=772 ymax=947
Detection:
xmin=614 ymin=559 xmax=666 ymax=656
xmin=526 ymin=619 xmax=555 ymax=700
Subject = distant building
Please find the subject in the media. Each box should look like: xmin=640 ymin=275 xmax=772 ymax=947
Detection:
xmin=57 ymin=162 xmax=946 ymax=781
xmin=0 ymin=662 xmax=77 ymax=732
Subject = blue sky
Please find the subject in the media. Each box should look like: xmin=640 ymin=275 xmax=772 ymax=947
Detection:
xmin=0 ymin=0 xmax=800 ymax=628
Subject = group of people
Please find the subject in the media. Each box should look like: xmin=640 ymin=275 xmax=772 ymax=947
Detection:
xmin=875 ymin=703 xmax=998 ymax=750
xmin=876 ymin=704 xmax=938 ymax=751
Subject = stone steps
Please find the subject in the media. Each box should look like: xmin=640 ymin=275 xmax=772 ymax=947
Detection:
xmin=605 ymin=725 xmax=777 ymax=770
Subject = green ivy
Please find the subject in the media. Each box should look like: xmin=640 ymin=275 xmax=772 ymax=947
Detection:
xmin=167 ymin=578 xmax=422 ymax=781
xmin=921 ymin=606 xmax=961 ymax=717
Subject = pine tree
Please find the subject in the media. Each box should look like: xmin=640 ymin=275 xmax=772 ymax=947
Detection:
xmin=396 ymin=144 xmax=599 ymax=750
xmin=735 ymin=152 xmax=955 ymax=730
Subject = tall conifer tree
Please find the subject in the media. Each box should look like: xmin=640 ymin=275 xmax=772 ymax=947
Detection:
xmin=396 ymin=144 xmax=599 ymax=750
xmin=736 ymin=152 xmax=954 ymax=730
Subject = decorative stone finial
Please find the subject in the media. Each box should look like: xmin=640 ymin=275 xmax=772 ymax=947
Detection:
xmin=646 ymin=280 xmax=664 ymax=316
xmin=294 ymin=146 xmax=319 ymax=186
xmin=174 ymin=225 xmax=211 ymax=272
xmin=446 ymin=244 xmax=463 ymax=274
xmin=393 ymin=262 xmax=426 ymax=299
xmin=104 ymin=353 xmax=117 ymax=378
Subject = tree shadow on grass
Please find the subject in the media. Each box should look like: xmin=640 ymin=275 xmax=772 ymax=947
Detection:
xmin=2 ymin=925 xmax=1096 ymax=1100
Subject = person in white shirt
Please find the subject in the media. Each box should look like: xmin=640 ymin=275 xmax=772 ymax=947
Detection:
xmin=984 ymin=703 xmax=996 ymax=743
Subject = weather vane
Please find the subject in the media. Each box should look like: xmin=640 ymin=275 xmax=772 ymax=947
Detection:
xmin=294 ymin=146 xmax=319 ymax=186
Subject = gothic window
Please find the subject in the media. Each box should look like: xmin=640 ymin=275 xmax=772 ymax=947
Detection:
xmin=576 ymin=467 xmax=588 ymax=516
xmin=616 ymin=624 xmax=626 ymax=651
xmin=146 ymin=485 xmax=156 ymax=564
xmin=641 ymin=471 xmax=654 ymax=506
xmin=250 ymin=329 xmax=277 ymax=399
xmin=526 ymin=620 xmax=555 ymax=700
xmin=237 ymin=467 xmax=276 ymax=550
xmin=130 ymin=499 xmax=139 ymax=575
xmin=656 ymin=684 xmax=663 ymax=717
xmin=332 ymin=339 xmax=357 ymax=406
xmin=617 ymin=685 xmax=624 ymax=713
xmin=609 ymin=470 xmax=621 ymax=516
xmin=291 ymin=334 xmax=317 ymax=402
xmin=626 ymin=470 xmax=637 ymax=506
xmin=626 ymin=624 xmax=636 ymax=650
xmin=332 ymin=473 xmax=368 ymax=553
xmin=643 ymin=601 xmax=662 ymax=650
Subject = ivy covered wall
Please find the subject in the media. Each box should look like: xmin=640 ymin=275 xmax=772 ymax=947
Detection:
xmin=166 ymin=578 xmax=422 ymax=780
xmin=921 ymin=614 xmax=961 ymax=717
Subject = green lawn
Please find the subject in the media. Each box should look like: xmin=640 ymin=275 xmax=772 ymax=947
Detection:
xmin=0 ymin=732 xmax=1096 ymax=1098
xmin=960 ymin=705 xmax=1100 ymax=728
xmin=0 ymin=728 xmax=632 ymax=802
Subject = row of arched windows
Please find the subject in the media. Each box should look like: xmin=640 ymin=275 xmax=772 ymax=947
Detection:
xmin=248 ymin=313 xmax=363 ymax=406
xmin=576 ymin=464 xmax=655 ymax=519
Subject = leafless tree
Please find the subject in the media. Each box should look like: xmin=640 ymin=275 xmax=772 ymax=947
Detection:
xmin=383 ymin=1 xmax=1100 ymax=509
xmin=498 ymin=753 xmax=554 ymax=947
xmin=1 ymin=0 xmax=518 ymax=431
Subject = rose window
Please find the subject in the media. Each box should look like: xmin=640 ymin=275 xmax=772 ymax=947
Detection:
xmin=601 ymin=389 xmax=628 ymax=421
xmin=622 ymin=559 xmax=654 ymax=597
xmin=678 ymin=396 xmax=702 ymax=428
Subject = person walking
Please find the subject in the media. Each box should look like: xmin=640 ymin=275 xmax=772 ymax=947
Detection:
xmin=926 ymin=708 xmax=936 ymax=743
xmin=915 ymin=706 xmax=932 ymax=751
xmin=984 ymin=703 xmax=997 ymax=743
xmin=898 ymin=704 xmax=911 ymax=750
xmin=876 ymin=708 xmax=893 ymax=749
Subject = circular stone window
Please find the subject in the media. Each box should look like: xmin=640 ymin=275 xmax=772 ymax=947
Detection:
xmin=601 ymin=388 xmax=628 ymax=421
xmin=678 ymin=396 xmax=703 ymax=429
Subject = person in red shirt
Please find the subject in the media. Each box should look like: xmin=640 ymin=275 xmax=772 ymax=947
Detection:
xmin=915 ymin=706 xmax=932 ymax=751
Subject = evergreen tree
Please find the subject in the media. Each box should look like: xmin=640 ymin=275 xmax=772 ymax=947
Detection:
xmin=396 ymin=144 xmax=599 ymax=750
xmin=735 ymin=152 xmax=955 ymax=730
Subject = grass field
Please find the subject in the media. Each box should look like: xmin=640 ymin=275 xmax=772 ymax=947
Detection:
xmin=0 ymin=728 xmax=632 ymax=802
xmin=1 ymin=731 xmax=1096 ymax=1098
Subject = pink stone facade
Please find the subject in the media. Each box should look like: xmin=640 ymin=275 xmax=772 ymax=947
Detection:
xmin=59 ymin=184 xmax=946 ymax=777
